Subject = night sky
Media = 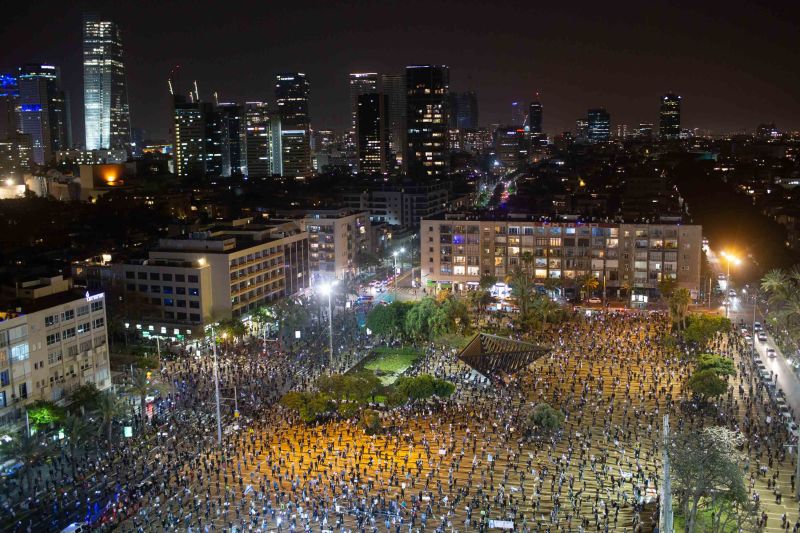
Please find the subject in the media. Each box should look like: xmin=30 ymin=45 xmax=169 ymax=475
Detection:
xmin=3 ymin=0 xmax=799 ymax=144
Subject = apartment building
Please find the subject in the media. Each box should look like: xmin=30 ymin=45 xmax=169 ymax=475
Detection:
xmin=342 ymin=181 xmax=449 ymax=228
xmin=284 ymin=209 xmax=370 ymax=283
xmin=116 ymin=219 xmax=310 ymax=337
xmin=420 ymin=215 xmax=702 ymax=301
xmin=0 ymin=275 xmax=111 ymax=428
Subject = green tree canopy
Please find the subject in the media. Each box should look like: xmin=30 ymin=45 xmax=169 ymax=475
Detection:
xmin=26 ymin=400 xmax=66 ymax=430
xmin=697 ymin=353 xmax=735 ymax=377
xmin=529 ymin=402 xmax=565 ymax=433
xmin=687 ymin=368 xmax=727 ymax=399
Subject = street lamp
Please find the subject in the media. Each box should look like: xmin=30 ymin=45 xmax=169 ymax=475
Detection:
xmin=393 ymin=248 xmax=405 ymax=298
xmin=720 ymin=252 xmax=741 ymax=318
xmin=209 ymin=326 xmax=223 ymax=446
xmin=320 ymin=282 xmax=336 ymax=369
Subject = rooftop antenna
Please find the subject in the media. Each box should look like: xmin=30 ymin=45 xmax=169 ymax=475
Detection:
xmin=167 ymin=78 xmax=174 ymax=96
xmin=193 ymin=80 xmax=200 ymax=102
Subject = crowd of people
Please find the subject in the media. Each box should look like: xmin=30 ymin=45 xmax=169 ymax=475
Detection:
xmin=3 ymin=307 xmax=800 ymax=532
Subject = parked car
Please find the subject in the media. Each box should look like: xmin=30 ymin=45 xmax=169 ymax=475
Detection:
xmin=728 ymin=289 xmax=737 ymax=297
xmin=587 ymin=297 xmax=602 ymax=304
xmin=767 ymin=348 xmax=777 ymax=358
xmin=0 ymin=459 xmax=23 ymax=478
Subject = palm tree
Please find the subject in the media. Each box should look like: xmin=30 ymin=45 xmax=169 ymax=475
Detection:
xmin=251 ymin=306 xmax=275 ymax=340
xmin=520 ymin=251 xmax=535 ymax=279
xmin=60 ymin=414 xmax=93 ymax=458
xmin=507 ymin=266 xmax=535 ymax=319
xmin=0 ymin=431 xmax=53 ymax=489
xmin=668 ymin=288 xmax=692 ymax=329
xmin=761 ymin=267 xmax=800 ymax=346
xmin=530 ymin=294 xmax=560 ymax=333
xmin=126 ymin=369 xmax=167 ymax=427
xmin=95 ymin=391 xmax=128 ymax=448
xmin=577 ymin=274 xmax=599 ymax=302
xmin=468 ymin=290 xmax=496 ymax=328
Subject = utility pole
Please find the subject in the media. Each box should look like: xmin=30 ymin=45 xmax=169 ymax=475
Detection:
xmin=210 ymin=326 xmax=223 ymax=446
xmin=660 ymin=414 xmax=673 ymax=533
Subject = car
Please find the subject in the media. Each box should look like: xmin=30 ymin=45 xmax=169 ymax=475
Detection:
xmin=60 ymin=522 xmax=89 ymax=533
xmin=587 ymin=297 xmax=602 ymax=304
xmin=788 ymin=422 xmax=800 ymax=439
xmin=767 ymin=348 xmax=777 ymax=358
xmin=728 ymin=289 xmax=737 ymax=297
xmin=754 ymin=321 xmax=763 ymax=331
xmin=718 ymin=273 xmax=726 ymax=280
xmin=758 ymin=332 xmax=768 ymax=342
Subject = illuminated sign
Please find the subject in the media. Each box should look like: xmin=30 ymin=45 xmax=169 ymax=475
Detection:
xmin=85 ymin=291 xmax=104 ymax=302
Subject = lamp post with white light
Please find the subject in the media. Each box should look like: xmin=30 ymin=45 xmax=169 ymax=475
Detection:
xmin=320 ymin=282 xmax=336 ymax=369
xmin=209 ymin=326 xmax=223 ymax=446
xmin=720 ymin=251 xmax=741 ymax=318
xmin=393 ymin=247 xmax=405 ymax=298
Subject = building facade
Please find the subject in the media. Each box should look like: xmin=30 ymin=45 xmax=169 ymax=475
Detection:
xmin=343 ymin=181 xmax=449 ymax=228
xmin=83 ymin=14 xmax=130 ymax=151
xmin=380 ymin=73 xmax=406 ymax=166
xmin=659 ymin=93 xmax=681 ymax=141
xmin=349 ymin=73 xmax=378 ymax=134
xmin=420 ymin=216 xmax=702 ymax=300
xmin=172 ymin=97 xmax=224 ymax=178
xmin=295 ymin=209 xmax=371 ymax=283
xmin=117 ymin=220 xmax=310 ymax=336
xmin=356 ymin=93 xmax=389 ymax=174
xmin=17 ymin=64 xmax=71 ymax=165
xmin=405 ymin=65 xmax=449 ymax=178
xmin=528 ymin=101 xmax=543 ymax=134
xmin=587 ymin=108 xmax=611 ymax=143
xmin=449 ymin=91 xmax=478 ymax=130
xmin=275 ymin=73 xmax=312 ymax=177
xmin=0 ymin=276 xmax=111 ymax=428
xmin=243 ymin=102 xmax=278 ymax=178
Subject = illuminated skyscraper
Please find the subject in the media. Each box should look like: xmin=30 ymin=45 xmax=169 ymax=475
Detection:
xmin=0 ymin=74 xmax=19 ymax=139
xmin=449 ymin=91 xmax=478 ymax=130
xmin=659 ymin=93 xmax=681 ymax=140
xmin=587 ymin=108 xmax=611 ymax=143
xmin=172 ymin=96 xmax=222 ymax=178
xmin=405 ymin=65 xmax=449 ymax=178
xmin=349 ymin=73 xmax=378 ymax=133
xmin=217 ymin=103 xmax=243 ymax=177
xmin=275 ymin=73 xmax=311 ymax=177
xmin=380 ymin=73 xmax=405 ymax=165
xmin=243 ymin=102 xmax=280 ymax=178
xmin=528 ymin=101 xmax=543 ymax=134
xmin=83 ymin=14 xmax=130 ymax=151
xmin=17 ymin=64 xmax=71 ymax=165
xmin=356 ymin=93 xmax=389 ymax=174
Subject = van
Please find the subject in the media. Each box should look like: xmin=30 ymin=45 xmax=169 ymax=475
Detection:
xmin=1 ymin=459 xmax=23 ymax=477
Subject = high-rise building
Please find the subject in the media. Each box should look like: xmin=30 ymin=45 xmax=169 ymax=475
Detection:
xmin=494 ymin=126 xmax=529 ymax=169
xmin=356 ymin=93 xmax=389 ymax=174
xmin=349 ymin=73 xmax=378 ymax=133
xmin=587 ymin=108 xmax=611 ymax=143
xmin=659 ymin=93 xmax=681 ymax=140
xmin=172 ymin=96 xmax=222 ymax=179
xmin=380 ymin=73 xmax=406 ymax=165
xmin=0 ymin=74 xmax=20 ymax=139
xmin=17 ymin=64 xmax=71 ymax=165
xmin=528 ymin=101 xmax=543 ymax=134
xmin=405 ymin=65 xmax=449 ymax=178
xmin=218 ymin=103 xmax=243 ymax=177
xmin=511 ymin=101 xmax=526 ymax=127
xmin=83 ymin=14 xmax=130 ymax=151
xmin=449 ymin=91 xmax=478 ymax=130
xmin=275 ymin=73 xmax=312 ymax=177
xmin=576 ymin=119 xmax=588 ymax=139
xmin=243 ymin=102 xmax=277 ymax=178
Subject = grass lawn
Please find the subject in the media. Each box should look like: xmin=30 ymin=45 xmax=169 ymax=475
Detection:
xmin=363 ymin=346 xmax=422 ymax=384
xmin=674 ymin=507 xmax=738 ymax=533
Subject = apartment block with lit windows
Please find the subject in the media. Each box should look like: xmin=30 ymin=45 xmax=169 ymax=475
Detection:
xmin=420 ymin=215 xmax=702 ymax=301
xmin=117 ymin=219 xmax=310 ymax=337
xmin=0 ymin=275 xmax=111 ymax=428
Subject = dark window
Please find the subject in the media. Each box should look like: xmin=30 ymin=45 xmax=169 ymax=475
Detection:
xmin=189 ymin=288 xmax=199 ymax=296
xmin=162 ymin=273 xmax=173 ymax=281
xmin=177 ymin=300 xmax=186 ymax=307
xmin=189 ymin=313 xmax=200 ymax=322
xmin=163 ymin=286 xmax=173 ymax=294
xmin=164 ymin=298 xmax=174 ymax=306
xmin=137 ymin=272 xmax=147 ymax=280
xmin=126 ymin=283 xmax=135 ymax=291
xmin=149 ymin=272 xmax=160 ymax=281
xmin=151 ymin=297 xmax=161 ymax=305
xmin=138 ymin=284 xmax=148 ymax=292
xmin=0 ymin=370 xmax=8 ymax=386
xmin=151 ymin=285 xmax=160 ymax=293
xmin=125 ymin=271 xmax=134 ymax=279
xmin=189 ymin=301 xmax=199 ymax=309
xmin=176 ymin=287 xmax=186 ymax=295
xmin=18 ymin=383 xmax=27 ymax=399
xmin=188 ymin=275 xmax=199 ymax=283
xmin=164 ymin=311 xmax=174 ymax=319
xmin=175 ymin=274 xmax=185 ymax=282
xmin=177 ymin=312 xmax=187 ymax=320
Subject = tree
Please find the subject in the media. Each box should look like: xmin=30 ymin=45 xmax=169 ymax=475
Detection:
xmin=507 ymin=267 xmax=535 ymax=319
xmin=761 ymin=266 xmax=800 ymax=346
xmin=684 ymin=314 xmax=732 ymax=347
xmin=479 ymin=273 xmax=497 ymax=290
xmin=530 ymin=294 xmax=561 ymax=333
xmin=366 ymin=303 xmax=403 ymax=339
xmin=126 ymin=369 xmax=167 ymax=426
xmin=96 ymin=391 xmax=129 ymax=447
xmin=60 ymin=414 xmax=93 ymax=457
xmin=0 ymin=431 xmax=54 ymax=488
xmin=528 ymin=403 xmax=565 ymax=434
xmin=359 ymin=409 xmax=382 ymax=434
xmin=355 ymin=251 xmax=381 ymax=272
xmin=68 ymin=383 xmax=101 ymax=415
xmin=394 ymin=375 xmax=455 ymax=403
xmin=217 ymin=318 xmax=246 ymax=341
xmin=697 ymin=353 xmax=735 ymax=377
xmin=26 ymin=400 xmax=65 ymax=430
xmin=467 ymin=290 xmax=495 ymax=327
xmin=251 ymin=306 xmax=276 ymax=339
xmin=687 ymin=369 xmax=727 ymax=400
xmin=579 ymin=275 xmax=599 ymax=301
xmin=658 ymin=276 xmax=678 ymax=299
xmin=670 ymin=426 xmax=747 ymax=533
xmin=669 ymin=288 xmax=692 ymax=329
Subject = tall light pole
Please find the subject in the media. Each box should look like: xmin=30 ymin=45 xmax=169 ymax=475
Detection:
xmin=320 ymin=282 xmax=336 ymax=369
xmin=210 ymin=326 xmax=223 ymax=446
xmin=393 ymin=247 xmax=405 ymax=299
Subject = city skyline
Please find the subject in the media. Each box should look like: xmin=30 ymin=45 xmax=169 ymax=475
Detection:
xmin=1 ymin=0 xmax=799 ymax=145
